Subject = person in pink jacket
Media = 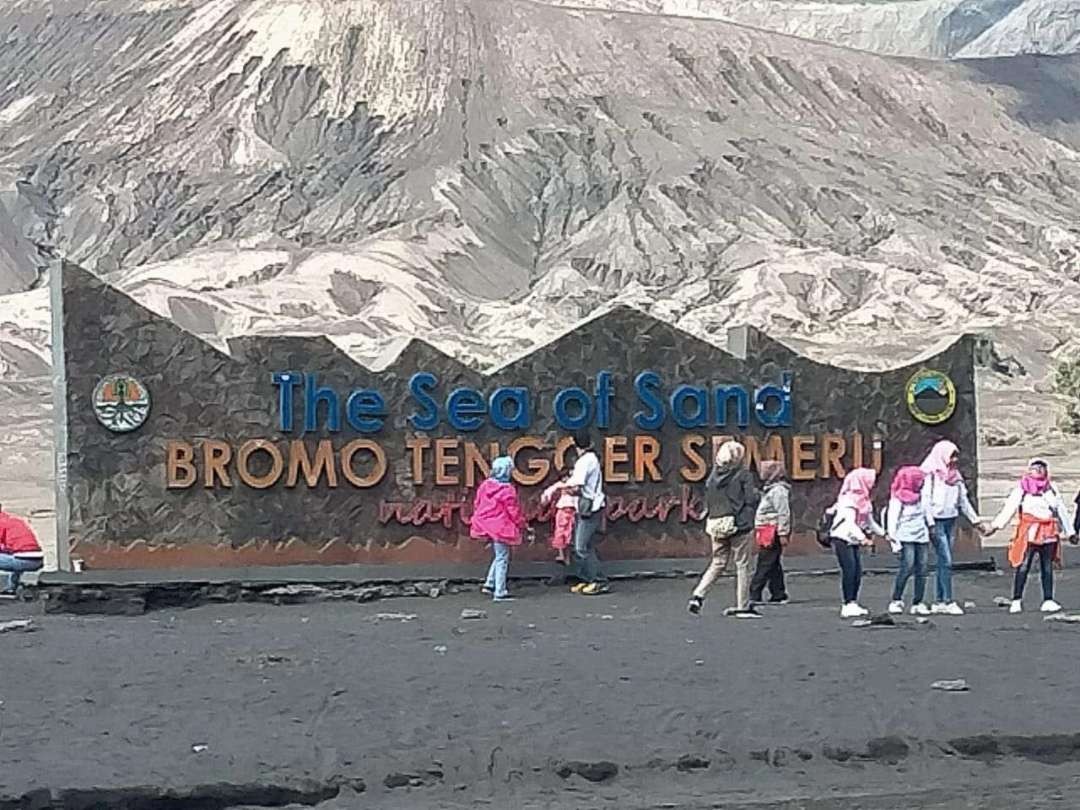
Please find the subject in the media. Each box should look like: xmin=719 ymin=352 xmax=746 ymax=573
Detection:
xmin=540 ymin=471 xmax=576 ymax=564
xmin=471 ymin=456 xmax=527 ymax=601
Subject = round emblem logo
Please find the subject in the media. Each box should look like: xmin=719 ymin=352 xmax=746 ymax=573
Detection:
xmin=93 ymin=374 xmax=151 ymax=433
xmin=906 ymin=369 xmax=956 ymax=425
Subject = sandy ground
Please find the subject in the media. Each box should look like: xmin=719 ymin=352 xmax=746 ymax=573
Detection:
xmin=5 ymin=572 xmax=1080 ymax=808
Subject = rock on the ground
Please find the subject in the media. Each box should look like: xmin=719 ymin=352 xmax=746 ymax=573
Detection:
xmin=854 ymin=615 xmax=897 ymax=628
xmin=460 ymin=609 xmax=488 ymax=620
xmin=0 ymin=619 xmax=35 ymax=633
xmin=1044 ymin=613 xmax=1080 ymax=623
xmin=369 ymin=613 xmax=418 ymax=623
xmin=554 ymin=760 xmax=619 ymax=783
xmin=931 ymin=679 xmax=970 ymax=692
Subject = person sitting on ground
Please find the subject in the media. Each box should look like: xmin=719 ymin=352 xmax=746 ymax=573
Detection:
xmin=470 ymin=457 xmax=528 ymax=603
xmin=688 ymin=440 xmax=760 ymax=617
xmin=0 ymin=507 xmax=45 ymax=596
xmin=886 ymin=466 xmax=933 ymax=617
xmin=540 ymin=470 xmax=576 ymax=565
xmin=749 ymin=460 xmax=790 ymax=606
xmin=989 ymin=458 xmax=1076 ymax=615
xmin=828 ymin=468 xmax=886 ymax=619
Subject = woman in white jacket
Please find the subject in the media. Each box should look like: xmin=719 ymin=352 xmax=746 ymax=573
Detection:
xmin=990 ymin=458 xmax=1076 ymax=614
xmin=829 ymin=468 xmax=886 ymax=619
xmin=919 ymin=440 xmax=985 ymax=616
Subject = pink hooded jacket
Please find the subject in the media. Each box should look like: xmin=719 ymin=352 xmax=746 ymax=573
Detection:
xmin=470 ymin=479 xmax=527 ymax=544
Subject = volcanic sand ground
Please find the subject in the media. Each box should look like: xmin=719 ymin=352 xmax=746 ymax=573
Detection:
xmin=5 ymin=572 xmax=1080 ymax=808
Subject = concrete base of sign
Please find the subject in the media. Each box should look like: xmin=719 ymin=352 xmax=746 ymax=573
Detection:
xmin=69 ymin=528 xmax=982 ymax=570
xmin=34 ymin=551 xmax=998 ymax=615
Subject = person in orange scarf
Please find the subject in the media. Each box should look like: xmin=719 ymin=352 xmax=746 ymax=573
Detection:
xmin=989 ymin=458 xmax=1076 ymax=614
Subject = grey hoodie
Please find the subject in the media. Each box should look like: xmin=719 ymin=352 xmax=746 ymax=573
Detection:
xmin=755 ymin=481 xmax=792 ymax=536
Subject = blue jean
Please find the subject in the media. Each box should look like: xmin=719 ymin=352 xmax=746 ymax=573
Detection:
xmin=484 ymin=542 xmax=511 ymax=599
xmin=931 ymin=518 xmax=957 ymax=603
xmin=892 ymin=542 xmax=928 ymax=604
xmin=0 ymin=554 xmax=43 ymax=592
xmin=573 ymin=511 xmax=604 ymax=584
xmin=832 ymin=540 xmax=862 ymax=603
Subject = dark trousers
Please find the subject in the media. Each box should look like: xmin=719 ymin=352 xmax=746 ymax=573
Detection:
xmin=1013 ymin=542 xmax=1056 ymax=601
xmin=833 ymin=540 xmax=862 ymax=603
xmin=749 ymin=542 xmax=787 ymax=602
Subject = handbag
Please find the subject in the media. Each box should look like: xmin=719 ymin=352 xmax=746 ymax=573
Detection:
xmin=709 ymin=515 xmax=737 ymax=540
xmin=755 ymin=524 xmax=778 ymax=548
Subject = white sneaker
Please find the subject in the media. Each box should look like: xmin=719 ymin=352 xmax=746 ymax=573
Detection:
xmin=854 ymin=603 xmax=869 ymax=617
xmin=931 ymin=603 xmax=949 ymax=615
xmin=1009 ymin=599 xmax=1023 ymax=614
xmin=887 ymin=600 xmax=905 ymax=615
xmin=911 ymin=603 xmax=930 ymax=616
xmin=1041 ymin=599 xmax=1063 ymax=613
xmin=944 ymin=602 xmax=965 ymax=616
xmin=840 ymin=602 xmax=863 ymax=618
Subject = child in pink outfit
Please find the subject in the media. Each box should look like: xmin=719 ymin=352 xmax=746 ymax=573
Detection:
xmin=541 ymin=473 xmax=577 ymax=564
xmin=470 ymin=456 xmax=527 ymax=601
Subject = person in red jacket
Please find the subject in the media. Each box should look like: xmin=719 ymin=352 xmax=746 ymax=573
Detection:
xmin=0 ymin=508 xmax=44 ymax=595
xmin=470 ymin=457 xmax=528 ymax=602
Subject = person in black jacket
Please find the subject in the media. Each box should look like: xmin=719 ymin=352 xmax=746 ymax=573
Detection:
xmin=688 ymin=440 xmax=761 ymax=616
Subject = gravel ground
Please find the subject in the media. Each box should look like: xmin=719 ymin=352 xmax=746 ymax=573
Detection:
xmin=5 ymin=570 xmax=1080 ymax=809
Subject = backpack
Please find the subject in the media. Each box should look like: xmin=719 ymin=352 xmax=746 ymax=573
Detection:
xmin=815 ymin=508 xmax=835 ymax=549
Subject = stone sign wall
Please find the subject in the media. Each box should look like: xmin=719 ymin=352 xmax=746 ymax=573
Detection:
xmin=61 ymin=262 xmax=979 ymax=568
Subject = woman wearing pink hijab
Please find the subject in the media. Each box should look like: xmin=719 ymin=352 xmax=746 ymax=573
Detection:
xmin=989 ymin=458 xmax=1075 ymax=614
xmin=827 ymin=468 xmax=886 ymax=618
xmin=920 ymin=440 xmax=985 ymax=616
xmin=886 ymin=466 xmax=933 ymax=616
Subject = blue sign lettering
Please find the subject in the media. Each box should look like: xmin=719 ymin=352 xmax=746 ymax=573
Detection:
xmin=594 ymin=371 xmax=613 ymax=429
xmin=554 ymin=387 xmax=593 ymax=430
xmin=304 ymin=373 xmax=340 ymax=432
xmin=490 ymin=387 xmax=530 ymax=431
xmin=408 ymin=372 xmax=440 ymax=431
xmin=271 ymin=369 xmax=793 ymax=433
xmin=447 ymin=388 xmax=486 ymax=432
xmin=755 ymin=373 xmax=793 ymax=428
xmin=715 ymin=385 xmax=750 ymax=428
xmin=634 ymin=371 xmax=665 ymax=430
xmin=346 ymin=389 xmax=386 ymax=434
xmin=671 ymin=385 xmax=708 ymax=429
xmin=272 ymin=371 xmax=301 ymax=432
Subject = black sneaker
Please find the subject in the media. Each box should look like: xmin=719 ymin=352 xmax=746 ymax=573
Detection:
xmin=687 ymin=596 xmax=703 ymax=615
xmin=768 ymin=597 xmax=790 ymax=605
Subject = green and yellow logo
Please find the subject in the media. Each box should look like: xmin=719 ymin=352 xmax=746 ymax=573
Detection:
xmin=906 ymin=369 xmax=956 ymax=425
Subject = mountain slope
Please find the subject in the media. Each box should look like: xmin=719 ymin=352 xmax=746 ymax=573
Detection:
xmin=3 ymin=0 xmax=1080 ymax=547
xmin=1 ymin=0 xmax=1079 ymax=381
xmin=536 ymin=0 xmax=1080 ymax=59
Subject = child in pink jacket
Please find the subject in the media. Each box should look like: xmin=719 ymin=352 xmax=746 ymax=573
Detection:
xmin=470 ymin=456 xmax=527 ymax=601
xmin=540 ymin=472 xmax=577 ymax=564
